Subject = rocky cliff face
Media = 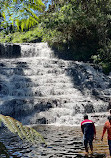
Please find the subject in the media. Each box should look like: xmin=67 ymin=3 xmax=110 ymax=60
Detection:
xmin=0 ymin=43 xmax=21 ymax=58
xmin=0 ymin=43 xmax=111 ymax=125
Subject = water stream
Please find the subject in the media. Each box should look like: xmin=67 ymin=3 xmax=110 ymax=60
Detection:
xmin=0 ymin=43 xmax=111 ymax=125
xmin=0 ymin=43 xmax=111 ymax=157
xmin=0 ymin=125 xmax=109 ymax=158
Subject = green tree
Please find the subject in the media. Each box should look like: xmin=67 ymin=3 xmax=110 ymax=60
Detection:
xmin=0 ymin=0 xmax=111 ymax=73
xmin=42 ymin=0 xmax=111 ymax=63
xmin=1 ymin=0 xmax=45 ymax=31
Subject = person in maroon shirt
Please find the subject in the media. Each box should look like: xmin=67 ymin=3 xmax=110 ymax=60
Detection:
xmin=81 ymin=114 xmax=96 ymax=156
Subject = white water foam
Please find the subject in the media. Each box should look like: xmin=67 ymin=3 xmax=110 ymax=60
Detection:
xmin=0 ymin=43 xmax=111 ymax=125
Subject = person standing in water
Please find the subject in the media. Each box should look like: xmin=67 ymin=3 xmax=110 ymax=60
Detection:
xmin=81 ymin=114 xmax=96 ymax=156
xmin=101 ymin=116 xmax=111 ymax=158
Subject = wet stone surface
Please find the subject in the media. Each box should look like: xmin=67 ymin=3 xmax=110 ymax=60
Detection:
xmin=0 ymin=125 xmax=109 ymax=158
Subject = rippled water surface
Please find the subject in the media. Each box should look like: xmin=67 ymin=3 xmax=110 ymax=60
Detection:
xmin=0 ymin=125 xmax=109 ymax=158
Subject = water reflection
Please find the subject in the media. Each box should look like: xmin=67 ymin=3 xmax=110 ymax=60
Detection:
xmin=0 ymin=125 xmax=109 ymax=158
xmin=75 ymin=153 xmax=106 ymax=158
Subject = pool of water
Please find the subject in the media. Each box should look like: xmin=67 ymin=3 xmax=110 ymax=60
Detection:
xmin=0 ymin=125 xmax=109 ymax=158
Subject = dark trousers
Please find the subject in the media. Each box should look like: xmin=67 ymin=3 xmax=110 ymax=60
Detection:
xmin=108 ymin=139 xmax=111 ymax=156
xmin=83 ymin=135 xmax=93 ymax=151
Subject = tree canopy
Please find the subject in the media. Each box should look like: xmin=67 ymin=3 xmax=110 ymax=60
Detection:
xmin=0 ymin=0 xmax=45 ymax=31
xmin=41 ymin=0 xmax=111 ymax=74
xmin=0 ymin=0 xmax=111 ymax=74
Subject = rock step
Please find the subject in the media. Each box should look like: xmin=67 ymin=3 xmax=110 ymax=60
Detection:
xmin=0 ymin=87 xmax=83 ymax=97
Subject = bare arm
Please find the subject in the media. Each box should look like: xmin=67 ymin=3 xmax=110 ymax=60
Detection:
xmin=101 ymin=125 xmax=107 ymax=141
xmin=81 ymin=125 xmax=84 ymax=134
xmin=93 ymin=123 xmax=96 ymax=139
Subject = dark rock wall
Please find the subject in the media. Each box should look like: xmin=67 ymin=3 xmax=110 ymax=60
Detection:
xmin=0 ymin=43 xmax=21 ymax=58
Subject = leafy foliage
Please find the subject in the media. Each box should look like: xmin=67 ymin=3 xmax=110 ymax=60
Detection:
xmin=0 ymin=0 xmax=111 ymax=74
xmin=0 ymin=26 xmax=43 ymax=43
xmin=0 ymin=114 xmax=46 ymax=145
xmin=41 ymin=0 xmax=111 ymax=73
xmin=0 ymin=0 xmax=45 ymax=31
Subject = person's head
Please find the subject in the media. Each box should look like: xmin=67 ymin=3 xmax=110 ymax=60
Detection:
xmin=108 ymin=115 xmax=111 ymax=123
xmin=84 ymin=114 xmax=88 ymax=120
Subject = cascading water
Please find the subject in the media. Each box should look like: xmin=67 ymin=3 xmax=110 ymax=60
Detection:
xmin=0 ymin=43 xmax=111 ymax=126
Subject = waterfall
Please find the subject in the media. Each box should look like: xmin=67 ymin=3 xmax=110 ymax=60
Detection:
xmin=0 ymin=43 xmax=111 ymax=125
